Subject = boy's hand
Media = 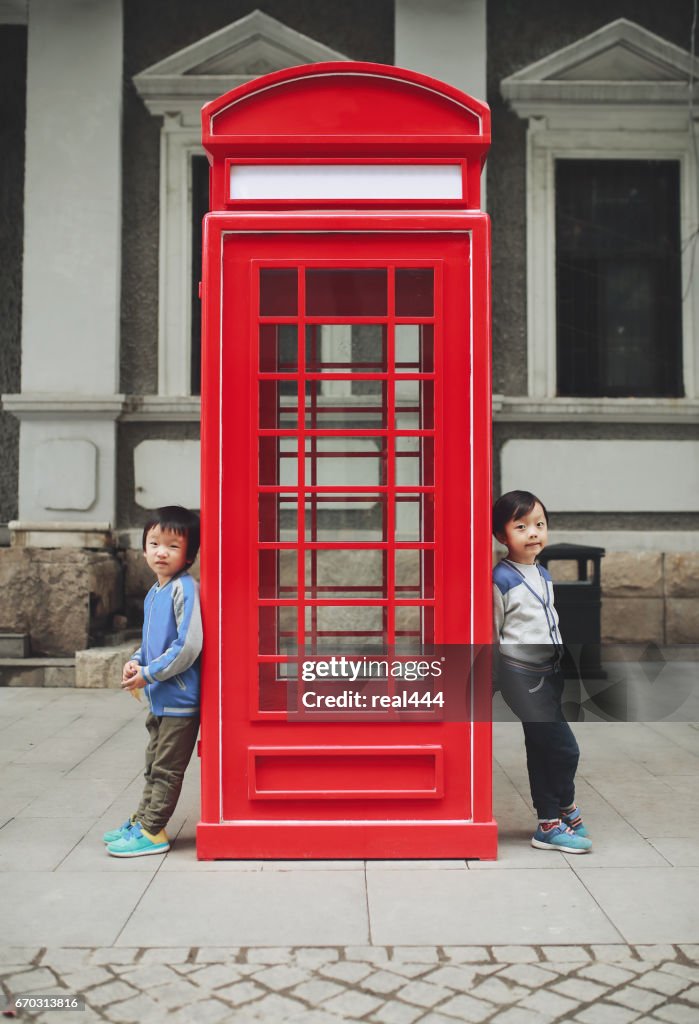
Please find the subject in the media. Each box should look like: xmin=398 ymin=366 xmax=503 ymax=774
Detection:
xmin=122 ymin=668 xmax=147 ymax=692
xmin=122 ymin=660 xmax=140 ymax=683
xmin=122 ymin=665 xmax=147 ymax=701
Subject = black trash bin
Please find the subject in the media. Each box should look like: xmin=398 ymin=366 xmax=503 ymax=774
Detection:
xmin=538 ymin=542 xmax=606 ymax=679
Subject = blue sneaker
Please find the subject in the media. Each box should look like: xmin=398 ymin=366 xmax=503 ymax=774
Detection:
xmin=106 ymin=822 xmax=170 ymax=858
xmin=560 ymin=805 xmax=590 ymax=838
xmin=102 ymin=816 xmax=136 ymax=844
xmin=532 ymin=821 xmax=592 ymax=854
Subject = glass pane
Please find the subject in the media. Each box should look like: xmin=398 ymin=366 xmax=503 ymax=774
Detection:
xmin=304 ymin=494 xmax=387 ymax=541
xmin=260 ymin=268 xmax=297 ymax=316
xmin=305 ymin=436 xmax=387 ymax=487
xmin=396 ymin=494 xmax=435 ymax=542
xmin=395 ymin=435 xmax=435 ymax=487
xmin=259 ymin=606 xmax=297 ymax=654
xmin=556 ymin=159 xmax=682 ymax=398
xmin=305 ymin=324 xmax=387 ymax=375
xmin=395 ymin=550 xmax=435 ymax=599
xmin=259 ymin=549 xmax=297 ymax=599
xmin=259 ymin=324 xmax=297 ymax=373
xmin=259 ymin=382 xmax=298 ymax=429
xmin=305 ymin=549 xmax=387 ymax=599
xmin=259 ymin=493 xmax=297 ymax=542
xmin=258 ymin=662 xmax=297 ymax=712
xmin=304 ymin=379 xmax=388 ymax=429
xmin=395 ymin=380 xmax=435 ymax=430
xmin=352 ymin=325 xmax=388 ymax=395
xmin=395 ymin=324 xmax=434 ymax=373
xmin=395 ymin=268 xmax=434 ymax=317
xmin=304 ymin=605 xmax=386 ymax=651
xmin=395 ymin=606 xmax=435 ymax=646
xmin=306 ymin=268 xmax=387 ymax=316
xmin=259 ymin=437 xmax=297 ymax=486
xmin=602 ymin=264 xmax=655 ymax=390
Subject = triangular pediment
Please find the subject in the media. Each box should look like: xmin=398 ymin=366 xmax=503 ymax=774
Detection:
xmin=551 ymin=42 xmax=682 ymax=83
xmin=134 ymin=10 xmax=350 ymax=120
xmin=502 ymin=19 xmax=699 ymax=112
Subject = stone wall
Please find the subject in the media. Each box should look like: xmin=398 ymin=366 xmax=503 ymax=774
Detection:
xmin=602 ymin=553 xmax=699 ymax=645
xmin=122 ymin=547 xmax=699 ymax=646
xmin=1 ymin=545 xmax=695 ymax=660
xmin=0 ymin=548 xmax=123 ymax=656
xmin=547 ymin=552 xmax=699 ymax=644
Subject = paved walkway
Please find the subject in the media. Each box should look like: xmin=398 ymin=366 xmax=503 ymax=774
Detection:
xmin=1 ymin=686 xmax=698 ymax=1022
xmin=3 ymin=943 xmax=699 ymax=1023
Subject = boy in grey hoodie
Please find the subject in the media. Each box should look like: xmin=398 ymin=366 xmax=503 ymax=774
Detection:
xmin=493 ymin=490 xmax=591 ymax=854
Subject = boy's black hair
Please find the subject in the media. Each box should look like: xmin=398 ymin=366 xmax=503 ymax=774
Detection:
xmin=492 ymin=490 xmax=549 ymax=539
xmin=142 ymin=506 xmax=200 ymax=565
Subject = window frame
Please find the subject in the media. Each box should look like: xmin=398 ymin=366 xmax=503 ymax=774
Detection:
xmin=526 ymin=123 xmax=698 ymax=401
xmin=157 ymin=119 xmax=206 ymax=397
xmin=553 ymin=154 xmax=684 ymax=400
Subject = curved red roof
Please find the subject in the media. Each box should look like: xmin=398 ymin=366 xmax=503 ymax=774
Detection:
xmin=202 ymin=61 xmax=490 ymax=155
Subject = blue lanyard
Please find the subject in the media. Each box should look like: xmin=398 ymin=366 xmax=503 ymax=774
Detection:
xmin=504 ymin=560 xmax=562 ymax=650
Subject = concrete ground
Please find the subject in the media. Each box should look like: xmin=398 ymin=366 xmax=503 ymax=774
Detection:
xmin=1 ymin=686 xmax=698 ymax=1023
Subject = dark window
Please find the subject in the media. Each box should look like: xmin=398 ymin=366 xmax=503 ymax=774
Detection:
xmin=191 ymin=155 xmax=209 ymax=396
xmin=556 ymin=160 xmax=683 ymax=398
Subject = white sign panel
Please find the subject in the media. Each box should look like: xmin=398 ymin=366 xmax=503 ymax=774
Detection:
xmin=230 ymin=163 xmax=463 ymax=200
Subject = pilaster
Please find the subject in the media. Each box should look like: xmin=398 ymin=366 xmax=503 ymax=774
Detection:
xmin=395 ymin=0 xmax=487 ymax=204
xmin=5 ymin=0 xmax=124 ymax=536
xmin=395 ymin=0 xmax=487 ymax=115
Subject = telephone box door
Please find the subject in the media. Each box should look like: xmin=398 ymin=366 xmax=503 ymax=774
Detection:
xmin=199 ymin=217 xmax=494 ymax=859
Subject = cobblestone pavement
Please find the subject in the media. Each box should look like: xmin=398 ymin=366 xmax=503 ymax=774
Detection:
xmin=2 ymin=944 xmax=699 ymax=1024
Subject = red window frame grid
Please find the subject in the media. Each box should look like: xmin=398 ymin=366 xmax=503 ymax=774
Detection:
xmin=252 ymin=257 xmax=443 ymax=720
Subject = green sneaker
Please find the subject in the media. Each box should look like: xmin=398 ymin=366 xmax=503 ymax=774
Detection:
xmin=102 ymin=816 xmax=136 ymax=844
xmin=106 ymin=822 xmax=170 ymax=858
xmin=532 ymin=821 xmax=592 ymax=854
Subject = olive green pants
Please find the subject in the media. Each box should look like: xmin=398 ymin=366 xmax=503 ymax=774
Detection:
xmin=136 ymin=712 xmax=200 ymax=834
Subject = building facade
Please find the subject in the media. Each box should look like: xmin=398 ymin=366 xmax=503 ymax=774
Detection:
xmin=1 ymin=0 xmax=698 ymax=655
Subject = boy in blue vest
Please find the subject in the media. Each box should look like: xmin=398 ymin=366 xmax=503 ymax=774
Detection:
xmin=104 ymin=505 xmax=202 ymax=858
xmin=493 ymin=490 xmax=592 ymax=854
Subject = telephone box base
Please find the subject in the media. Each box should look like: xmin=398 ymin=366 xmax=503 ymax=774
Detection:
xmin=196 ymin=821 xmax=498 ymax=861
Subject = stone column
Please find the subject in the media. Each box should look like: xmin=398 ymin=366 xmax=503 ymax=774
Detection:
xmin=395 ymin=0 xmax=487 ymax=202
xmin=395 ymin=0 xmax=487 ymax=106
xmin=3 ymin=0 xmax=124 ymax=544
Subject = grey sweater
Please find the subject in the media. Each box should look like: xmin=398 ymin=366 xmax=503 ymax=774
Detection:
xmin=493 ymin=558 xmax=563 ymax=668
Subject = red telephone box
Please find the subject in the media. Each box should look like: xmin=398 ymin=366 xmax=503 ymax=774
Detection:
xmin=197 ymin=62 xmax=496 ymax=859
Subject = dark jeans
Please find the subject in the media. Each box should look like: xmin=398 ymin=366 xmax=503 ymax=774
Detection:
xmin=136 ymin=712 xmax=200 ymax=834
xmin=497 ymin=659 xmax=579 ymax=820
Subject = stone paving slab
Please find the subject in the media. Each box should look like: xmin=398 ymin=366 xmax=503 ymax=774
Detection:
xmin=0 ymin=873 xmax=154 ymax=947
xmin=366 ymin=868 xmax=623 ymax=945
xmin=571 ymin=867 xmax=699 ymax=944
xmin=115 ymin=870 xmax=370 ymax=947
xmin=0 ymin=817 xmax=97 ymax=872
xmin=2 ymin=945 xmax=699 ymax=1024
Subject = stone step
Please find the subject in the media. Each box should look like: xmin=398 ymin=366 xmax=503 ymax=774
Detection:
xmin=0 ymin=658 xmax=75 ymax=688
xmin=0 ymin=633 xmax=30 ymax=658
xmin=75 ymin=642 xmax=138 ymax=689
xmin=0 ymin=643 xmax=139 ymax=689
